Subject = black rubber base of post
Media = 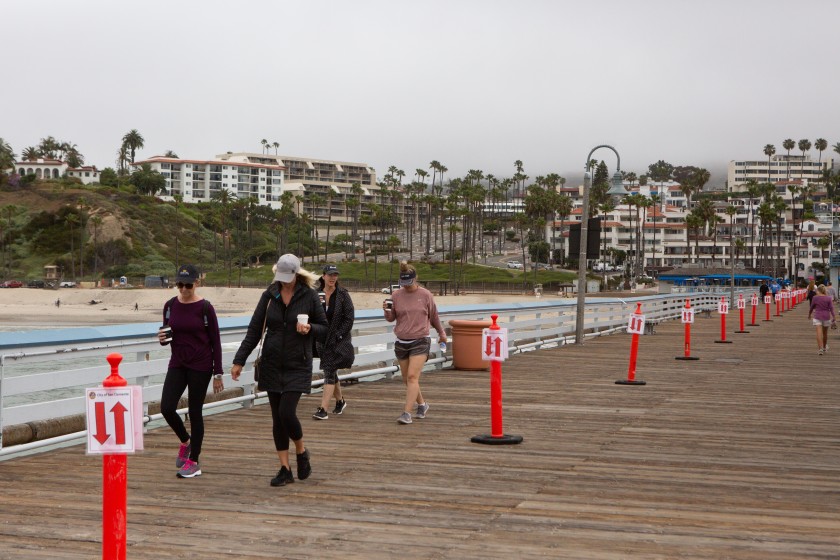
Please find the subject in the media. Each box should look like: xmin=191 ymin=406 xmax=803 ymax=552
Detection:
xmin=735 ymin=330 xmax=750 ymax=334
xmin=747 ymin=323 xmax=760 ymax=327
xmin=471 ymin=434 xmax=524 ymax=445
xmin=675 ymin=356 xmax=700 ymax=361
xmin=762 ymin=319 xmax=773 ymax=322
xmin=714 ymin=340 xmax=733 ymax=344
xmin=615 ymin=379 xmax=646 ymax=385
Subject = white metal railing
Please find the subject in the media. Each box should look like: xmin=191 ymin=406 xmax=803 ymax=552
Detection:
xmin=0 ymin=292 xmax=739 ymax=456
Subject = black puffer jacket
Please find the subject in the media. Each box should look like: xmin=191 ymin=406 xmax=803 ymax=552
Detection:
xmin=316 ymin=285 xmax=355 ymax=373
xmin=233 ymin=281 xmax=327 ymax=393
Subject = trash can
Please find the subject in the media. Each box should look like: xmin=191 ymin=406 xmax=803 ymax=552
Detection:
xmin=448 ymin=319 xmax=492 ymax=370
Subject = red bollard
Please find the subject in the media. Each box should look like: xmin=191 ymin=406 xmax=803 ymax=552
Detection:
xmin=763 ymin=295 xmax=773 ymax=322
xmin=103 ymin=353 xmax=127 ymax=560
xmin=715 ymin=297 xmax=732 ymax=343
xmin=471 ymin=314 xmax=523 ymax=445
xmin=749 ymin=292 xmax=760 ymax=327
xmin=735 ymin=294 xmax=749 ymax=333
xmin=775 ymin=294 xmax=781 ymax=317
xmin=617 ymin=303 xmax=647 ymax=385
xmin=675 ymin=299 xmax=699 ymax=361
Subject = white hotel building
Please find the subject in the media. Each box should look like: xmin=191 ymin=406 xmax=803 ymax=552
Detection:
xmin=727 ymin=154 xmax=832 ymax=192
xmin=133 ymin=152 xmax=379 ymax=216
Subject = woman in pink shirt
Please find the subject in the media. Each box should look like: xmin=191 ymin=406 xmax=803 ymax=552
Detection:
xmin=383 ymin=261 xmax=447 ymax=424
xmin=808 ymin=284 xmax=835 ymax=355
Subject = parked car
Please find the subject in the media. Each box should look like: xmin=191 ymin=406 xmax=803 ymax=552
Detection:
xmin=1 ymin=280 xmax=23 ymax=288
xmin=531 ymin=263 xmax=552 ymax=271
xmin=381 ymin=284 xmax=401 ymax=294
xmin=593 ymin=262 xmax=616 ymax=272
xmin=27 ymin=280 xmax=45 ymax=288
xmin=60 ymin=281 xmax=77 ymax=288
xmin=506 ymin=261 xmax=523 ymax=269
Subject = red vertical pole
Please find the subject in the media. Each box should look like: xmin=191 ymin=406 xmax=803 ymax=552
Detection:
xmin=103 ymin=353 xmax=127 ymax=560
xmin=675 ymin=299 xmax=699 ymax=361
xmin=739 ymin=306 xmax=744 ymax=331
xmin=765 ymin=299 xmax=772 ymax=321
xmin=775 ymin=296 xmax=781 ymax=317
xmin=720 ymin=312 xmax=727 ymax=341
xmin=617 ymin=304 xmax=646 ymax=384
xmin=471 ymin=315 xmax=522 ymax=445
xmin=489 ymin=360 xmax=503 ymax=438
xmin=750 ymin=294 xmax=757 ymax=325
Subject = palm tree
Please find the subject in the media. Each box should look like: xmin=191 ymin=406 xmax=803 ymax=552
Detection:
xmin=122 ymin=130 xmax=145 ymax=164
xmin=90 ymin=215 xmax=103 ymax=282
xmin=686 ymin=212 xmax=703 ymax=265
xmin=788 ymin=185 xmax=800 ymax=281
xmin=773 ymin=196 xmax=787 ymax=278
xmin=798 ymin=139 xmax=812 ymax=184
xmin=650 ymin=194 xmax=661 ymax=268
xmin=782 ymin=138 xmax=795 ymax=181
xmin=65 ymin=212 xmax=79 ymax=279
xmin=163 ymin=150 xmax=179 ymax=158
xmin=22 ymin=146 xmax=39 ymax=161
xmin=725 ymin=205 xmax=737 ymax=268
xmin=260 ymin=139 xmax=268 ymax=154
xmin=763 ymin=144 xmax=776 ymax=185
xmin=272 ymin=141 xmax=279 ymax=155
xmin=817 ymin=236 xmax=830 ymax=270
xmin=745 ymin=180 xmax=760 ymax=268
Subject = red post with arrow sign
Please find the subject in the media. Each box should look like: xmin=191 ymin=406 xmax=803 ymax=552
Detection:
xmin=471 ymin=314 xmax=522 ymax=445
xmin=102 ymin=353 xmax=127 ymax=560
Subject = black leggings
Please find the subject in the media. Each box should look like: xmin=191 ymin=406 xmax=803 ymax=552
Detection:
xmin=268 ymin=391 xmax=303 ymax=452
xmin=161 ymin=366 xmax=212 ymax=462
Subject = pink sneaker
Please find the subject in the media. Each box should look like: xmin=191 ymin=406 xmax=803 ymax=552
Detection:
xmin=177 ymin=459 xmax=201 ymax=478
xmin=176 ymin=442 xmax=191 ymax=468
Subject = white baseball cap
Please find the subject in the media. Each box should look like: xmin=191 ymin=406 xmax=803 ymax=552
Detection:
xmin=273 ymin=254 xmax=301 ymax=283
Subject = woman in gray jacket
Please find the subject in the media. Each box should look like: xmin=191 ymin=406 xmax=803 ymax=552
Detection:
xmin=231 ymin=254 xmax=327 ymax=487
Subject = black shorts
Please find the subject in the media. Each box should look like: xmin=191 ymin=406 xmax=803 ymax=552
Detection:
xmin=394 ymin=337 xmax=431 ymax=361
xmin=323 ymin=369 xmax=339 ymax=385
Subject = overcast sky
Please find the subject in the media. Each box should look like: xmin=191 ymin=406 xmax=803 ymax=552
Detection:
xmin=4 ymin=0 xmax=839 ymax=187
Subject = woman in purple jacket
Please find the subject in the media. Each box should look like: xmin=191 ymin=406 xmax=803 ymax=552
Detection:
xmin=157 ymin=264 xmax=224 ymax=478
xmin=808 ymin=284 xmax=835 ymax=355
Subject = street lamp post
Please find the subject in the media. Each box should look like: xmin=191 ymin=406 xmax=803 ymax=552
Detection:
xmin=575 ymin=145 xmax=623 ymax=344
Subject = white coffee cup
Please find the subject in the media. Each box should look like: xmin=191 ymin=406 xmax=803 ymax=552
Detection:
xmin=297 ymin=314 xmax=309 ymax=325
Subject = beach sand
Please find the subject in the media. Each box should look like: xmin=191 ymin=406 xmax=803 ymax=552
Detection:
xmin=0 ymin=286 xmax=557 ymax=328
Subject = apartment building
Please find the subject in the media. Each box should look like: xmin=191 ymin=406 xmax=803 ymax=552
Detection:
xmin=12 ymin=158 xmax=100 ymax=184
xmin=132 ymin=156 xmax=286 ymax=208
xmin=727 ymin=154 xmax=832 ymax=192
xmin=216 ymin=152 xmax=379 ymax=221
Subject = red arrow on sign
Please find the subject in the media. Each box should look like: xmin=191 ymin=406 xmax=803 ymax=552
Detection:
xmin=494 ymin=336 xmax=502 ymax=358
xmin=485 ymin=336 xmax=493 ymax=357
xmin=111 ymin=401 xmax=128 ymax=445
xmin=93 ymin=401 xmax=110 ymax=445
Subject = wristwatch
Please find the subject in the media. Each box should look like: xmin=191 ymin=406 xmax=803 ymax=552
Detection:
xmin=214 ymin=374 xmax=223 ymax=380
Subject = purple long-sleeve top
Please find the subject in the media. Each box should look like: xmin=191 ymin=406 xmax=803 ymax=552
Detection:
xmin=809 ymin=295 xmax=835 ymax=322
xmin=164 ymin=298 xmax=224 ymax=375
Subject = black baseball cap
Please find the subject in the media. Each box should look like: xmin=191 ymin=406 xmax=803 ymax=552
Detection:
xmin=176 ymin=264 xmax=200 ymax=283
xmin=399 ymin=269 xmax=417 ymax=286
xmin=323 ymin=265 xmax=339 ymax=275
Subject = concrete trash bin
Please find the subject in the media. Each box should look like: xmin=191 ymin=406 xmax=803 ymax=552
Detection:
xmin=448 ymin=319 xmax=492 ymax=370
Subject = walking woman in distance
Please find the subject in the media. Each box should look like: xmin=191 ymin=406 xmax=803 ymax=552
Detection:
xmin=312 ymin=264 xmax=355 ymax=420
xmin=158 ymin=264 xmax=224 ymax=479
xmin=808 ymin=284 xmax=835 ymax=355
xmin=383 ymin=261 xmax=447 ymax=424
xmin=230 ymin=254 xmax=328 ymax=486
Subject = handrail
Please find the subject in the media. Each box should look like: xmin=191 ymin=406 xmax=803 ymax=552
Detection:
xmin=0 ymin=291 xmax=742 ymax=456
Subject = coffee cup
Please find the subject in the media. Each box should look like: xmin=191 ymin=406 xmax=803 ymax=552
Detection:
xmin=385 ymin=298 xmax=394 ymax=310
xmin=297 ymin=314 xmax=309 ymax=325
xmin=159 ymin=325 xmax=172 ymax=344
xmin=318 ymin=291 xmax=326 ymax=305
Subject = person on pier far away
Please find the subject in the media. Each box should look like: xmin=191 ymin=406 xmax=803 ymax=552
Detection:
xmin=826 ymin=281 xmax=837 ymax=303
xmin=383 ymin=261 xmax=447 ymax=425
xmin=759 ymin=280 xmax=769 ymax=302
xmin=312 ymin=264 xmax=355 ymax=420
xmin=230 ymin=254 xmax=327 ymax=487
xmin=806 ymin=279 xmax=817 ymax=305
xmin=158 ymin=264 xmax=224 ymax=479
xmin=808 ymin=284 xmax=835 ymax=356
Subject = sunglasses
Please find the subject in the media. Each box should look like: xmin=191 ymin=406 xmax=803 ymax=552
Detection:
xmin=176 ymin=282 xmax=194 ymax=289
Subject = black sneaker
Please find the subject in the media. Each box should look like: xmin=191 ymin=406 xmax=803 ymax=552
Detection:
xmin=332 ymin=400 xmax=347 ymax=415
xmin=270 ymin=466 xmax=294 ymax=487
xmin=312 ymin=407 xmax=328 ymax=420
xmin=297 ymin=449 xmax=312 ymax=481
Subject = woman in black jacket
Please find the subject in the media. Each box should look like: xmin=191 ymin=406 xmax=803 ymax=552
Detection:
xmin=231 ymin=254 xmax=327 ymax=487
xmin=312 ymin=265 xmax=355 ymax=420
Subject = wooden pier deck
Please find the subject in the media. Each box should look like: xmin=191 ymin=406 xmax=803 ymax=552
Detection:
xmin=1 ymin=303 xmax=839 ymax=559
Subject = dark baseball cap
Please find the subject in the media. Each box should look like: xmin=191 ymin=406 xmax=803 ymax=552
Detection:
xmin=399 ymin=269 xmax=417 ymax=287
xmin=323 ymin=265 xmax=339 ymax=275
xmin=176 ymin=264 xmax=200 ymax=283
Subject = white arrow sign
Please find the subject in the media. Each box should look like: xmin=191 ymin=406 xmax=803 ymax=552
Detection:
xmin=85 ymin=386 xmax=144 ymax=455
